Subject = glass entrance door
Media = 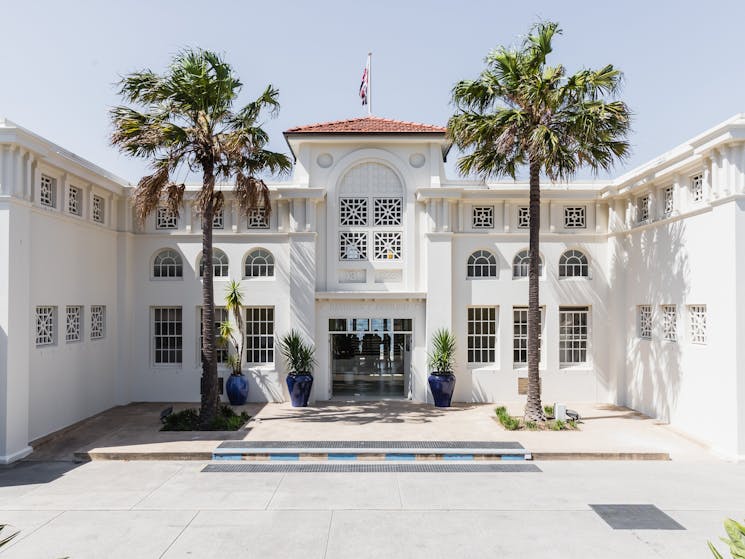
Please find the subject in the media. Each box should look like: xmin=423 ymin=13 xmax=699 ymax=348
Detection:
xmin=329 ymin=318 xmax=412 ymax=398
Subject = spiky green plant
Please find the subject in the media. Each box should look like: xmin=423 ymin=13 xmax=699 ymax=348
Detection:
xmin=709 ymin=518 xmax=745 ymax=558
xmin=219 ymin=280 xmax=245 ymax=375
xmin=427 ymin=328 xmax=456 ymax=374
xmin=278 ymin=330 xmax=316 ymax=376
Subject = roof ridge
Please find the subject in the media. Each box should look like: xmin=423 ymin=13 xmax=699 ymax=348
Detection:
xmin=285 ymin=115 xmax=446 ymax=134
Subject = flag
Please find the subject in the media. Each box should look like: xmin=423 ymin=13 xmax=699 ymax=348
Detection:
xmin=359 ymin=65 xmax=369 ymax=106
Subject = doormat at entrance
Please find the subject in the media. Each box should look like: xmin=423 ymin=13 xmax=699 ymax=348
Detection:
xmin=202 ymin=463 xmax=541 ymax=473
xmin=590 ymin=504 xmax=685 ymax=530
xmin=216 ymin=440 xmax=525 ymax=449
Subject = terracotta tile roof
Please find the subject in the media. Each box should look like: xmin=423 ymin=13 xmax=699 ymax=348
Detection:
xmin=284 ymin=116 xmax=446 ymax=135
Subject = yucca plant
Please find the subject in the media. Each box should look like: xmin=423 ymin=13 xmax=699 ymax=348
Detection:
xmin=219 ymin=280 xmax=245 ymax=376
xmin=709 ymin=518 xmax=745 ymax=558
xmin=278 ymin=330 xmax=316 ymax=376
xmin=427 ymin=328 xmax=456 ymax=375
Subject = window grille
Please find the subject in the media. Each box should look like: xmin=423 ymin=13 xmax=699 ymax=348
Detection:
xmin=472 ymin=206 xmax=494 ymax=229
xmin=212 ymin=209 xmax=224 ymax=229
xmin=339 ymin=198 xmax=368 ymax=226
xmin=663 ymin=187 xmax=674 ymax=217
xmin=688 ymin=305 xmax=707 ymax=344
xmin=153 ymin=249 xmax=183 ymax=278
xmin=40 ymin=175 xmax=56 ymax=208
xmin=247 ymin=207 xmax=269 ymax=229
xmin=638 ymin=305 xmax=652 ymax=339
xmin=691 ymin=174 xmax=704 ymax=203
xmin=339 ymin=232 xmax=367 ymax=260
xmin=559 ymin=307 xmax=589 ymax=366
xmin=559 ymin=250 xmax=588 ymax=277
xmin=637 ymin=195 xmax=650 ymax=223
xmin=373 ymin=198 xmax=402 ymax=226
xmin=199 ymin=249 xmax=229 ymax=278
xmin=68 ymin=185 xmax=82 ymax=216
xmin=513 ymin=307 xmax=543 ymax=366
xmin=245 ymin=248 xmax=275 ymax=277
xmin=92 ymin=195 xmax=105 ymax=223
xmin=65 ymin=306 xmax=82 ymax=342
xmin=517 ymin=207 xmax=530 ymax=229
xmin=246 ymin=307 xmax=274 ymax=363
xmin=564 ymin=206 xmax=586 ymax=228
xmin=512 ymin=250 xmax=543 ymax=278
xmin=467 ymin=250 xmax=497 ymax=278
xmin=153 ymin=307 xmax=182 ymax=364
xmin=200 ymin=307 xmax=228 ymax=363
xmin=661 ymin=305 xmax=677 ymax=342
xmin=373 ymin=231 xmax=402 ymax=260
xmin=467 ymin=306 xmax=496 ymax=364
xmin=156 ymin=207 xmax=178 ymax=229
xmin=35 ymin=306 xmax=56 ymax=346
xmin=90 ymin=305 xmax=105 ymax=340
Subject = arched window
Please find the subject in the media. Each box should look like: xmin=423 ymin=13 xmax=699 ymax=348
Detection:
xmin=467 ymin=250 xmax=497 ymax=278
xmin=245 ymin=248 xmax=275 ymax=278
xmin=559 ymin=249 xmax=588 ymax=278
xmin=153 ymin=249 xmax=183 ymax=278
xmin=199 ymin=249 xmax=229 ymax=278
xmin=512 ymin=250 xmax=543 ymax=278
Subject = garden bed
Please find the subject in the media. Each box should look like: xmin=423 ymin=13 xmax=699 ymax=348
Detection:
xmin=495 ymin=405 xmax=579 ymax=431
xmin=161 ymin=405 xmax=250 ymax=431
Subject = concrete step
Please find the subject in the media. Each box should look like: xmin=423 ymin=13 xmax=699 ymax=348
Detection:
xmin=211 ymin=440 xmax=532 ymax=462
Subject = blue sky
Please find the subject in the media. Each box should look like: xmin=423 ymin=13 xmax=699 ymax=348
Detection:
xmin=2 ymin=0 xmax=744 ymax=183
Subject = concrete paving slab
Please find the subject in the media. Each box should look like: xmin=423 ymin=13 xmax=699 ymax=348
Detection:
xmin=268 ymin=473 xmax=401 ymax=510
xmin=0 ymin=510 xmax=63 ymax=553
xmin=161 ymin=510 xmax=332 ymax=559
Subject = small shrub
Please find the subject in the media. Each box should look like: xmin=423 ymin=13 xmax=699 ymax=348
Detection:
xmin=543 ymin=405 xmax=554 ymax=417
xmin=161 ymin=406 xmax=249 ymax=431
xmin=567 ymin=419 xmax=577 ymax=429
xmin=495 ymin=407 xmax=520 ymax=430
xmin=495 ymin=406 xmax=509 ymax=419
xmin=525 ymin=420 xmax=538 ymax=431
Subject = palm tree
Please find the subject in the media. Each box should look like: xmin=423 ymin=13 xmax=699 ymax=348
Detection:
xmin=111 ymin=49 xmax=291 ymax=427
xmin=448 ymin=22 xmax=630 ymax=421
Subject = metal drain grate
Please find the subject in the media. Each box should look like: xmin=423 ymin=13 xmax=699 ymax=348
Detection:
xmin=216 ymin=440 xmax=525 ymax=450
xmin=202 ymin=463 xmax=541 ymax=473
xmin=590 ymin=504 xmax=685 ymax=530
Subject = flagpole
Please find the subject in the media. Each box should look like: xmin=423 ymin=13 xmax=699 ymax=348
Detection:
xmin=367 ymin=52 xmax=372 ymax=116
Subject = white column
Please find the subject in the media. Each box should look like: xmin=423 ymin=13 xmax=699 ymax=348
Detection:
xmin=425 ymin=199 xmax=435 ymax=233
xmin=503 ymin=202 xmax=510 ymax=233
xmin=231 ymin=200 xmax=239 ymax=233
xmin=595 ymin=202 xmax=605 ymax=233
xmin=24 ymin=151 xmax=32 ymax=201
xmin=184 ymin=200 xmax=192 ymax=233
xmin=305 ymin=199 xmax=316 ymax=232
xmin=703 ymin=157 xmax=713 ymax=203
xmin=0 ymin=146 xmax=8 ymax=195
xmin=549 ymin=201 xmax=556 ymax=233
xmin=442 ymin=200 xmax=451 ymax=232
xmin=727 ymin=144 xmax=737 ymax=196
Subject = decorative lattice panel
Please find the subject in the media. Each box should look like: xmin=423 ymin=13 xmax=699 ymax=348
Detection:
xmin=212 ymin=209 xmax=224 ymax=229
xmin=517 ymin=207 xmax=530 ymax=229
xmin=661 ymin=305 xmax=677 ymax=342
xmin=90 ymin=305 xmax=105 ymax=339
xmin=156 ymin=207 xmax=177 ymax=229
xmin=691 ymin=174 xmax=704 ymax=202
xmin=688 ymin=305 xmax=707 ymax=344
xmin=339 ymin=198 xmax=368 ymax=226
xmin=637 ymin=195 xmax=650 ymax=223
xmin=373 ymin=197 xmax=402 ymax=226
xmin=373 ymin=232 xmax=402 ymax=260
xmin=247 ymin=208 xmax=269 ymax=229
xmin=35 ymin=306 xmax=56 ymax=346
xmin=40 ymin=175 xmax=56 ymax=207
xmin=564 ymin=206 xmax=586 ymax=229
xmin=339 ymin=232 xmax=367 ymax=260
xmin=92 ymin=195 xmax=105 ymax=223
xmin=663 ymin=187 xmax=674 ymax=217
xmin=66 ymin=306 xmax=82 ymax=342
xmin=472 ymin=206 xmax=494 ymax=228
xmin=68 ymin=186 xmax=82 ymax=216
xmin=638 ymin=305 xmax=652 ymax=339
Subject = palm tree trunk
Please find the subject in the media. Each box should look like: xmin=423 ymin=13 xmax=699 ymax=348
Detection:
xmin=525 ymin=158 xmax=545 ymax=421
xmin=199 ymin=165 xmax=220 ymax=427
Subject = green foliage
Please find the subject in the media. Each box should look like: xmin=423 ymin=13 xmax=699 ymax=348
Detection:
xmin=525 ymin=420 xmax=538 ymax=431
xmin=567 ymin=419 xmax=577 ymax=429
xmin=709 ymin=518 xmax=745 ymax=558
xmin=551 ymin=420 xmax=566 ymax=431
xmin=495 ymin=406 xmax=576 ymax=431
xmin=495 ymin=406 xmax=520 ymax=430
xmin=161 ymin=405 xmax=249 ymax=431
xmin=543 ymin=405 xmax=554 ymax=417
xmin=427 ymin=329 xmax=456 ymax=374
xmin=278 ymin=330 xmax=316 ymax=375
xmin=220 ymin=280 xmax=246 ymax=375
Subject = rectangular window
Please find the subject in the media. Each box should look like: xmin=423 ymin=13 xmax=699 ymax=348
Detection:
xmin=513 ymin=307 xmax=543 ymax=367
xmin=467 ymin=306 xmax=496 ymax=364
xmin=90 ymin=305 xmax=105 ymax=340
xmin=339 ymin=231 xmax=367 ymax=260
xmin=373 ymin=231 xmax=402 ymax=260
xmin=638 ymin=305 xmax=652 ymax=339
xmin=661 ymin=305 xmax=677 ymax=342
xmin=246 ymin=307 xmax=274 ymax=364
xmin=200 ymin=307 xmax=228 ymax=363
xmin=65 ymin=305 xmax=83 ymax=342
xmin=247 ymin=207 xmax=269 ymax=229
xmin=35 ymin=306 xmax=57 ymax=346
xmin=472 ymin=206 xmax=494 ymax=229
xmin=564 ymin=206 xmax=586 ymax=229
xmin=559 ymin=306 xmax=589 ymax=367
xmin=68 ymin=185 xmax=82 ymax=216
xmin=153 ymin=307 xmax=183 ymax=364
xmin=373 ymin=198 xmax=402 ymax=226
xmin=662 ymin=186 xmax=674 ymax=217
xmin=517 ymin=206 xmax=530 ymax=229
xmin=691 ymin=173 xmax=704 ymax=203
xmin=40 ymin=175 xmax=56 ymax=208
xmin=92 ymin=195 xmax=105 ymax=224
xmin=156 ymin=207 xmax=178 ymax=229
xmin=637 ymin=195 xmax=650 ymax=223
xmin=212 ymin=209 xmax=224 ymax=229
xmin=688 ymin=305 xmax=707 ymax=344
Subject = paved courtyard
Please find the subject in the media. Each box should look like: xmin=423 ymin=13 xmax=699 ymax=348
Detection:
xmin=1 ymin=459 xmax=744 ymax=558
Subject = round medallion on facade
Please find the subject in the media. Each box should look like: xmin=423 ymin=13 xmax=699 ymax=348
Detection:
xmin=409 ymin=153 xmax=426 ymax=168
xmin=316 ymin=153 xmax=334 ymax=168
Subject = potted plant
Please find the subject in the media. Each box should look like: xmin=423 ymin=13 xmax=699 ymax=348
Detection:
xmin=219 ymin=280 xmax=249 ymax=406
xmin=427 ymin=328 xmax=457 ymax=407
xmin=278 ymin=330 xmax=316 ymax=407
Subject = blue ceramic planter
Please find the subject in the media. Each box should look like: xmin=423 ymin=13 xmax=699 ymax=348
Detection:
xmin=286 ymin=373 xmax=313 ymax=407
xmin=226 ymin=373 xmax=249 ymax=406
xmin=428 ymin=372 xmax=456 ymax=407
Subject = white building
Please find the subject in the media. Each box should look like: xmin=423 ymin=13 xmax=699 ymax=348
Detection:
xmin=1 ymin=114 xmax=744 ymax=463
